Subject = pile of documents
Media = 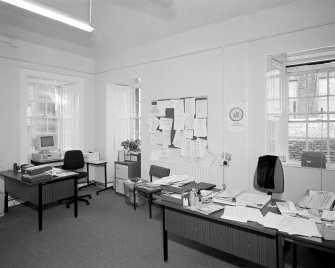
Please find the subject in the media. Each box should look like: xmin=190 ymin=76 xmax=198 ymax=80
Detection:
xmin=160 ymin=175 xmax=196 ymax=204
xmin=21 ymin=164 xmax=52 ymax=183
xmin=213 ymin=190 xmax=271 ymax=209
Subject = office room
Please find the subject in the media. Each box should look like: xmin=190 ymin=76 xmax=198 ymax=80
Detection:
xmin=1 ymin=0 xmax=335 ymax=267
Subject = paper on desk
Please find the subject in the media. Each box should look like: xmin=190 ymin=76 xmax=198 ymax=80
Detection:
xmin=322 ymin=210 xmax=335 ymax=222
xmin=260 ymin=212 xmax=321 ymax=237
xmin=221 ymin=206 xmax=264 ymax=224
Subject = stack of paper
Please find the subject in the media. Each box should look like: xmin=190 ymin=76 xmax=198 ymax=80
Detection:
xmin=220 ymin=206 xmax=264 ymax=224
xmin=213 ymin=191 xmax=271 ymax=209
xmin=260 ymin=212 xmax=321 ymax=237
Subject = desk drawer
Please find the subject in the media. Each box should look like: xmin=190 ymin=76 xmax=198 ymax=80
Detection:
xmin=115 ymin=178 xmax=125 ymax=195
xmin=115 ymin=164 xmax=128 ymax=180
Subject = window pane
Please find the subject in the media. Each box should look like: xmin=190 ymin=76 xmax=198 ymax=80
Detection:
xmin=268 ymin=100 xmax=281 ymax=113
xmin=306 ymin=73 xmax=317 ymax=98
xmin=35 ymin=118 xmax=47 ymax=132
xmin=308 ymin=96 xmax=327 ymax=113
xmin=330 ymin=96 xmax=335 ymax=112
xmin=47 ymin=103 xmax=56 ymax=117
xmin=307 ymin=120 xmax=327 ymax=138
xmin=330 ymin=122 xmax=335 ymax=138
xmin=317 ymin=72 xmax=328 ymax=96
xmin=330 ymin=139 xmax=335 ymax=164
xmin=35 ymin=102 xmax=46 ymax=117
xmin=288 ymin=121 xmax=306 ymax=138
xmin=308 ymin=139 xmax=327 ymax=155
xmin=288 ymin=138 xmax=306 ymax=162
xmin=288 ymin=97 xmax=307 ymax=114
xmin=330 ymin=71 xmax=335 ymax=95
xmin=48 ymin=118 xmax=58 ymax=133
xmin=288 ymin=80 xmax=298 ymax=98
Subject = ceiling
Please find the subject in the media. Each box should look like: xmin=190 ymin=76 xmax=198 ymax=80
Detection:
xmin=0 ymin=0 xmax=298 ymax=57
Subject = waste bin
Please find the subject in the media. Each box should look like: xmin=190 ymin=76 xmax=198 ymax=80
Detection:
xmin=124 ymin=178 xmax=146 ymax=206
xmin=0 ymin=192 xmax=5 ymax=217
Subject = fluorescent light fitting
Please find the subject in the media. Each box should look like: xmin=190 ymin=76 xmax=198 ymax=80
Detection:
xmin=1 ymin=0 xmax=94 ymax=32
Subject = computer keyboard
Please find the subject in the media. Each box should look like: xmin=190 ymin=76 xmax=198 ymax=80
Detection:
xmin=300 ymin=192 xmax=335 ymax=210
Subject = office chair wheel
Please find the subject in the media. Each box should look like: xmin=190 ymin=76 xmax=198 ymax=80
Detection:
xmin=66 ymin=204 xmax=70 ymax=208
xmin=89 ymin=196 xmax=92 ymax=199
xmin=86 ymin=202 xmax=90 ymax=205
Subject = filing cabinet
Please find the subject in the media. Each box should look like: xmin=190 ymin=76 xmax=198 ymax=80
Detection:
xmin=114 ymin=161 xmax=141 ymax=195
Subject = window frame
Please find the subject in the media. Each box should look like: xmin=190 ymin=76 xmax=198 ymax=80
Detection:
xmin=20 ymin=69 xmax=85 ymax=163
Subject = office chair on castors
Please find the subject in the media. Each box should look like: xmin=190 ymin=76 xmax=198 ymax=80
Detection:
xmin=254 ymin=155 xmax=284 ymax=196
xmin=62 ymin=150 xmax=92 ymax=208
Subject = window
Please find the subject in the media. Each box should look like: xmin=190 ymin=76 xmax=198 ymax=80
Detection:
xmin=267 ymin=50 xmax=335 ymax=168
xmin=26 ymin=77 xmax=79 ymax=154
xmin=113 ymin=84 xmax=141 ymax=149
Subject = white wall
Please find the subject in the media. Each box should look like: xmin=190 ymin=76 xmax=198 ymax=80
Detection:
xmin=94 ymin=0 xmax=335 ymax=201
xmin=0 ymin=36 xmax=95 ymax=191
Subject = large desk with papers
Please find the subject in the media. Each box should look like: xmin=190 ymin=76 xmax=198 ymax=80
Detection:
xmin=155 ymin=198 xmax=278 ymax=267
xmin=0 ymin=170 xmax=78 ymax=231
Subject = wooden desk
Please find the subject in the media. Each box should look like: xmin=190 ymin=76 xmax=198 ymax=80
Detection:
xmin=0 ymin=170 xmax=78 ymax=231
xmin=155 ymin=199 xmax=278 ymax=267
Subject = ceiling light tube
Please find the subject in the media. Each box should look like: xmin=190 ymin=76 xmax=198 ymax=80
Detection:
xmin=1 ymin=0 xmax=94 ymax=32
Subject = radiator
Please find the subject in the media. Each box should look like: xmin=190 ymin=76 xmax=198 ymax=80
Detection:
xmin=151 ymin=161 xmax=210 ymax=182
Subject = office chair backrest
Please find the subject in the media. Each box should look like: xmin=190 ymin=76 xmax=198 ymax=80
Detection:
xmin=63 ymin=150 xmax=85 ymax=170
xmin=149 ymin=165 xmax=170 ymax=182
xmin=254 ymin=155 xmax=284 ymax=195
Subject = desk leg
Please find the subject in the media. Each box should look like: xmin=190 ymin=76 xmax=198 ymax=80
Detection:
xmin=74 ymin=177 xmax=78 ymax=218
xmin=277 ymin=235 xmax=284 ymax=268
xmin=96 ymin=163 xmax=113 ymax=195
xmin=4 ymin=192 xmax=8 ymax=212
xmin=149 ymin=193 xmax=152 ymax=219
xmin=163 ymin=206 xmax=168 ymax=262
xmin=133 ymin=188 xmax=136 ymax=211
xmin=292 ymin=243 xmax=297 ymax=268
xmin=38 ymin=184 xmax=43 ymax=231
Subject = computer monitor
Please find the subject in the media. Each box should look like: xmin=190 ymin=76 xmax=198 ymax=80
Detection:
xmin=36 ymin=134 xmax=57 ymax=152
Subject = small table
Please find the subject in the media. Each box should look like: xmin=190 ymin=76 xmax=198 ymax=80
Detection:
xmin=86 ymin=160 xmax=112 ymax=195
xmin=0 ymin=170 xmax=78 ymax=231
xmin=133 ymin=182 xmax=161 ymax=218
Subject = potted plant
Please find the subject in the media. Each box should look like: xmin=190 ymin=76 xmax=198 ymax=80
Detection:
xmin=121 ymin=139 xmax=141 ymax=152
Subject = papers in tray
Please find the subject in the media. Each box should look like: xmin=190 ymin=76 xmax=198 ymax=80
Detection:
xmin=213 ymin=191 xmax=271 ymax=209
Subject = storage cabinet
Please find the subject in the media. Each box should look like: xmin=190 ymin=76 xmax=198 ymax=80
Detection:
xmin=114 ymin=161 xmax=141 ymax=195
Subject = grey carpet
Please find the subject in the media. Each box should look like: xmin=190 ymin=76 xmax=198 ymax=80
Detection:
xmin=0 ymin=187 xmax=333 ymax=268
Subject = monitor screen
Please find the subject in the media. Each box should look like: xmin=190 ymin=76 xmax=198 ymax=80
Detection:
xmin=36 ymin=134 xmax=57 ymax=151
xmin=40 ymin=136 xmax=54 ymax=147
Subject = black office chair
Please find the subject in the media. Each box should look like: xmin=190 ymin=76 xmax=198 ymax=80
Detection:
xmin=254 ymin=155 xmax=284 ymax=196
xmin=62 ymin=150 xmax=92 ymax=208
xmin=135 ymin=165 xmax=170 ymax=218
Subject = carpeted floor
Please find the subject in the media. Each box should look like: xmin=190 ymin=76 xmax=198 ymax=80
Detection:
xmin=0 ymin=186 xmax=333 ymax=268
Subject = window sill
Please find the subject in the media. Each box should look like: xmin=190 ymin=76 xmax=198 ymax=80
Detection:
xmin=282 ymin=162 xmax=335 ymax=171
